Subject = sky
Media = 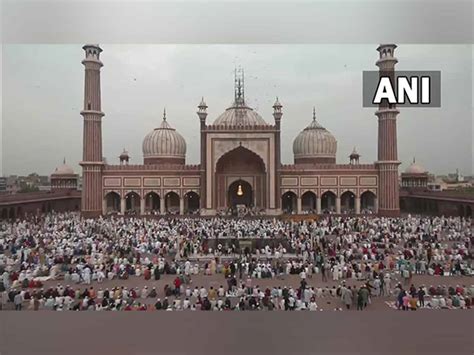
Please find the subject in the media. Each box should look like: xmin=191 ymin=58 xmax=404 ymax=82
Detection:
xmin=1 ymin=44 xmax=473 ymax=176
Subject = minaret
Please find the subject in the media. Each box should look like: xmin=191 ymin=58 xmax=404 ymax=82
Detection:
xmin=80 ymin=44 xmax=104 ymax=218
xmin=197 ymin=97 xmax=208 ymax=211
xmin=375 ymin=44 xmax=400 ymax=216
xmin=273 ymin=97 xmax=283 ymax=209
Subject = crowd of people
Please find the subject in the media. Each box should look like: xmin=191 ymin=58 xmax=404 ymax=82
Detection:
xmin=0 ymin=212 xmax=472 ymax=311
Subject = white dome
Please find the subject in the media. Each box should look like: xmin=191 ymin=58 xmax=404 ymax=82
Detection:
xmin=52 ymin=159 xmax=75 ymax=175
xmin=405 ymin=159 xmax=426 ymax=174
xmin=212 ymin=103 xmax=267 ymax=126
xmin=142 ymin=113 xmax=186 ymax=160
xmin=293 ymin=110 xmax=337 ymax=162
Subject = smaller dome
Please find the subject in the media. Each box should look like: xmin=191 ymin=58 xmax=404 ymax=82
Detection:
xmin=349 ymin=147 xmax=360 ymax=158
xmin=53 ymin=158 xmax=74 ymax=175
xmin=293 ymin=108 xmax=337 ymax=164
xmin=405 ymin=158 xmax=426 ymax=174
xmin=119 ymin=149 xmax=130 ymax=160
xmin=142 ymin=109 xmax=187 ymax=164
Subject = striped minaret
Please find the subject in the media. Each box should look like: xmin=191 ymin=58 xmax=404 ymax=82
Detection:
xmin=80 ymin=44 xmax=104 ymax=218
xmin=375 ymin=44 xmax=400 ymax=216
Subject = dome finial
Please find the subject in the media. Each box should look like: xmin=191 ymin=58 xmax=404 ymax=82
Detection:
xmin=413 ymin=156 xmax=416 ymax=164
xmin=312 ymin=107 xmax=316 ymax=121
xmin=63 ymin=157 xmax=66 ymax=164
xmin=234 ymin=66 xmax=245 ymax=106
xmin=163 ymin=108 xmax=167 ymax=121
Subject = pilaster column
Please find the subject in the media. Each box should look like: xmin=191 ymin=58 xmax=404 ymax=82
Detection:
xmin=179 ymin=196 xmax=184 ymax=215
xmin=355 ymin=196 xmax=361 ymax=214
xmin=374 ymin=197 xmax=379 ymax=214
xmin=102 ymin=198 xmax=107 ymax=215
xmin=160 ymin=196 xmax=165 ymax=214
xmin=120 ymin=197 xmax=126 ymax=215
xmin=297 ymin=196 xmax=302 ymax=214
xmin=316 ymin=196 xmax=321 ymax=214
xmin=140 ymin=198 xmax=145 ymax=215
xmin=335 ymin=197 xmax=341 ymax=214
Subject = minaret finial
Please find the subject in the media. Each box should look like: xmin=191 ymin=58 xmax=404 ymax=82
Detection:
xmin=63 ymin=157 xmax=66 ymax=164
xmin=413 ymin=156 xmax=415 ymax=164
xmin=163 ymin=108 xmax=167 ymax=121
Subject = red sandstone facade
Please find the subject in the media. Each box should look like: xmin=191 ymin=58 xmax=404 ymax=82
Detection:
xmin=78 ymin=44 xmax=401 ymax=217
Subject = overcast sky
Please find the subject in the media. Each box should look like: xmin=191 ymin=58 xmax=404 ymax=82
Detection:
xmin=1 ymin=44 xmax=472 ymax=177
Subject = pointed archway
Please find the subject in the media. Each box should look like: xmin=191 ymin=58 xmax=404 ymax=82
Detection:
xmin=145 ymin=192 xmax=160 ymax=214
xmin=184 ymin=191 xmax=200 ymax=214
xmin=361 ymin=191 xmax=376 ymax=213
xmin=105 ymin=191 xmax=120 ymax=213
xmin=321 ymin=191 xmax=336 ymax=213
xmin=215 ymin=146 xmax=266 ymax=210
xmin=125 ymin=192 xmax=140 ymax=214
xmin=282 ymin=191 xmax=297 ymax=214
xmin=340 ymin=191 xmax=355 ymax=213
xmin=301 ymin=191 xmax=316 ymax=212
xmin=165 ymin=191 xmax=180 ymax=214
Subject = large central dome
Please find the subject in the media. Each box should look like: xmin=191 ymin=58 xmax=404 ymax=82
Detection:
xmin=212 ymin=71 xmax=268 ymax=127
xmin=213 ymin=104 xmax=267 ymax=126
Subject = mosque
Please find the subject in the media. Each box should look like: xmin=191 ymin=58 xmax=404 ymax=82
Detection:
xmin=79 ymin=44 xmax=401 ymax=218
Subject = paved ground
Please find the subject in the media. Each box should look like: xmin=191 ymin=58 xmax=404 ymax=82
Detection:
xmin=1 ymin=312 xmax=473 ymax=355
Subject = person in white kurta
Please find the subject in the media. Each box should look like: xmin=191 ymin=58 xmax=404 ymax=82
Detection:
xmin=332 ymin=265 xmax=339 ymax=281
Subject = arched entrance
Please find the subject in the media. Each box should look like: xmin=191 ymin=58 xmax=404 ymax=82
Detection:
xmin=145 ymin=192 xmax=160 ymax=214
xmin=184 ymin=191 xmax=200 ymax=214
xmin=1 ymin=209 xmax=7 ymax=220
xmin=105 ymin=192 xmax=121 ymax=213
xmin=228 ymin=180 xmax=253 ymax=208
xmin=341 ymin=191 xmax=355 ymax=213
xmin=125 ymin=192 xmax=140 ymax=215
xmin=165 ymin=191 xmax=180 ymax=214
xmin=282 ymin=191 xmax=297 ymax=214
xmin=458 ymin=204 xmax=465 ymax=217
xmin=361 ymin=191 xmax=376 ymax=212
xmin=321 ymin=191 xmax=336 ymax=213
xmin=215 ymin=146 xmax=266 ymax=210
xmin=8 ymin=207 xmax=15 ymax=219
xmin=301 ymin=191 xmax=316 ymax=212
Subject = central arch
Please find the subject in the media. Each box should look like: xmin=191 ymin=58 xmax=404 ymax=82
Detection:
xmin=215 ymin=146 xmax=266 ymax=210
